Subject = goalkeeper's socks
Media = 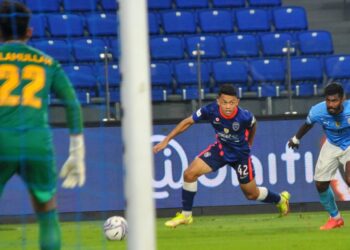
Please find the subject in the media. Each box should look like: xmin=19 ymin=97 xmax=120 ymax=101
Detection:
xmin=257 ymin=187 xmax=281 ymax=203
xmin=319 ymin=187 xmax=339 ymax=218
xmin=37 ymin=209 xmax=61 ymax=250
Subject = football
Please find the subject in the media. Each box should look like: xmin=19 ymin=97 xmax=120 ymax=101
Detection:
xmin=103 ymin=216 xmax=128 ymax=241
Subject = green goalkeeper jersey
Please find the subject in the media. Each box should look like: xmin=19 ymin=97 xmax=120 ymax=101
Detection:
xmin=0 ymin=42 xmax=82 ymax=133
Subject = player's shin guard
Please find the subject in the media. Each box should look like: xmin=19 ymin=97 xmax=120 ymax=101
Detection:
xmin=37 ymin=209 xmax=61 ymax=250
xmin=182 ymin=181 xmax=197 ymax=215
xmin=319 ymin=187 xmax=339 ymax=218
xmin=257 ymin=187 xmax=281 ymax=204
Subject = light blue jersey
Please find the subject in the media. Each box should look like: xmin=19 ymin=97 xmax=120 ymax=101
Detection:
xmin=306 ymin=100 xmax=350 ymax=150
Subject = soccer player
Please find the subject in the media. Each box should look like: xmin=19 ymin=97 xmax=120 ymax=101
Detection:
xmin=0 ymin=1 xmax=85 ymax=249
xmin=288 ymin=82 xmax=349 ymax=230
xmin=153 ymin=84 xmax=290 ymax=228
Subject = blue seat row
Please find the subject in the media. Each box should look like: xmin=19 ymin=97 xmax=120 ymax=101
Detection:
xmin=60 ymin=55 xmax=350 ymax=103
xmin=19 ymin=0 xmax=282 ymax=13
xmin=155 ymin=7 xmax=307 ymax=34
xmin=148 ymin=0 xmax=282 ymax=9
xmin=30 ymin=38 xmax=119 ymax=63
xmin=21 ymin=0 xmax=117 ymax=12
xmin=29 ymin=7 xmax=307 ymax=38
xmin=150 ymin=31 xmax=333 ymax=59
xmin=29 ymin=31 xmax=332 ymax=63
xmin=30 ymin=13 xmax=118 ymax=38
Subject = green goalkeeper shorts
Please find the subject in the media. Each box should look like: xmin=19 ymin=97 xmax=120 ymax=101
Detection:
xmin=0 ymin=130 xmax=57 ymax=203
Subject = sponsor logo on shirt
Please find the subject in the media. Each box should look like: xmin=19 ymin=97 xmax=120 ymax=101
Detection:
xmin=204 ymin=152 xmax=211 ymax=158
xmin=232 ymin=122 xmax=240 ymax=131
xmin=213 ymin=117 xmax=220 ymax=124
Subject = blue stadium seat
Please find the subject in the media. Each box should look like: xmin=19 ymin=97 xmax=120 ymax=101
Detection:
xmin=236 ymin=9 xmax=270 ymax=32
xmin=250 ymin=58 xmax=285 ymax=96
xmin=63 ymin=65 xmax=97 ymax=104
xmin=174 ymin=61 xmax=210 ymax=99
xmin=148 ymin=12 xmax=159 ymax=34
xmin=212 ymin=60 xmax=249 ymax=86
xmin=185 ymin=35 xmax=222 ymax=59
xmin=224 ymin=34 xmax=259 ymax=58
xmin=293 ymin=83 xmax=318 ymax=96
xmin=72 ymin=38 xmax=107 ymax=62
xmin=212 ymin=0 xmax=245 ymax=8
xmin=150 ymin=63 xmax=173 ymax=101
xmin=150 ymin=62 xmax=173 ymax=86
xmin=150 ymin=37 xmax=184 ymax=60
xmin=47 ymin=14 xmax=84 ymax=37
xmin=273 ymin=6 xmax=308 ymax=31
xmin=101 ymin=0 xmax=119 ymax=11
xmin=32 ymin=39 xmax=72 ymax=63
xmin=325 ymin=55 xmax=350 ymax=84
xmin=198 ymin=10 xmax=234 ymax=33
xmin=63 ymin=0 xmax=97 ymax=12
xmin=260 ymin=33 xmax=296 ymax=57
xmin=290 ymin=57 xmax=323 ymax=96
xmin=248 ymin=0 xmax=281 ymax=7
xmin=86 ymin=13 xmax=118 ymax=36
xmin=174 ymin=61 xmax=211 ymax=85
xmin=250 ymin=58 xmax=285 ymax=83
xmin=96 ymin=64 xmax=121 ymax=86
xmin=290 ymin=57 xmax=323 ymax=84
xmin=24 ymin=0 xmax=60 ymax=12
xmin=151 ymin=89 xmax=168 ymax=101
xmin=148 ymin=0 xmax=172 ymax=10
xmin=95 ymin=64 xmax=121 ymax=102
xmin=107 ymin=39 xmax=120 ymax=61
xmin=175 ymin=0 xmax=209 ymax=9
xmin=30 ymin=15 xmax=47 ymax=38
xmin=298 ymin=30 xmax=333 ymax=55
xmin=161 ymin=11 xmax=197 ymax=34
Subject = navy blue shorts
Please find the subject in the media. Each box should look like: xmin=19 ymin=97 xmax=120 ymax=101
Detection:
xmin=198 ymin=142 xmax=255 ymax=184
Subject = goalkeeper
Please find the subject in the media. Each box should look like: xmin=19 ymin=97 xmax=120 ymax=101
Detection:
xmin=0 ymin=1 xmax=85 ymax=249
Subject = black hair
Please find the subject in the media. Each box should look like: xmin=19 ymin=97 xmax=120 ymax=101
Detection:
xmin=324 ymin=82 xmax=344 ymax=98
xmin=0 ymin=0 xmax=31 ymax=41
xmin=218 ymin=84 xmax=237 ymax=97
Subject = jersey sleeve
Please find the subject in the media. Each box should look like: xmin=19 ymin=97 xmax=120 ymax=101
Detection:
xmin=50 ymin=63 xmax=83 ymax=134
xmin=192 ymin=105 xmax=210 ymax=123
xmin=249 ymin=115 xmax=256 ymax=128
xmin=306 ymin=106 xmax=317 ymax=125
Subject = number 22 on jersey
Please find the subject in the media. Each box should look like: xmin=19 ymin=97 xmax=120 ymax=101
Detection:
xmin=0 ymin=64 xmax=45 ymax=109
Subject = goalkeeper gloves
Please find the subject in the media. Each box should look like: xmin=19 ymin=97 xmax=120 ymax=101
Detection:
xmin=60 ymin=134 xmax=86 ymax=188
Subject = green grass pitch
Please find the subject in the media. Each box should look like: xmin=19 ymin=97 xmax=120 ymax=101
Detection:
xmin=1 ymin=211 xmax=350 ymax=250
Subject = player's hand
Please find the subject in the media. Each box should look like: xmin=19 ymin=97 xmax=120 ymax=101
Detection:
xmin=153 ymin=140 xmax=168 ymax=154
xmin=288 ymin=136 xmax=300 ymax=150
xmin=60 ymin=134 xmax=86 ymax=188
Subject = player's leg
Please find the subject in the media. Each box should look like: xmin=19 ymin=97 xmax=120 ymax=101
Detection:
xmin=314 ymin=141 xmax=344 ymax=230
xmin=165 ymin=157 xmax=212 ymax=228
xmin=234 ymin=158 xmax=290 ymax=216
xmin=344 ymin=161 xmax=350 ymax=187
xmin=21 ymin=157 xmax=61 ymax=250
xmin=0 ymin=161 xmax=18 ymax=198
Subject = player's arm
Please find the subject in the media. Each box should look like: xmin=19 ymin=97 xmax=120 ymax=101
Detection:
xmin=51 ymin=63 xmax=85 ymax=188
xmin=288 ymin=123 xmax=314 ymax=149
xmin=247 ymin=120 xmax=257 ymax=147
xmin=153 ymin=116 xmax=195 ymax=154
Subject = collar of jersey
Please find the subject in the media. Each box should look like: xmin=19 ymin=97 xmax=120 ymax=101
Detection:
xmin=219 ymin=106 xmax=238 ymax=119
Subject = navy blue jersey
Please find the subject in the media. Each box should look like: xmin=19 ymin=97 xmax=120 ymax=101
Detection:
xmin=192 ymin=102 xmax=256 ymax=162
